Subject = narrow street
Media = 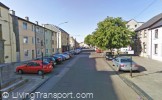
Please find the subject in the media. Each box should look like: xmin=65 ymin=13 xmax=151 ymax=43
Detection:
xmin=33 ymin=50 xmax=140 ymax=100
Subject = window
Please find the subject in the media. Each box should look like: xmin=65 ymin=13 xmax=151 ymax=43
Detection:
xmin=46 ymin=39 xmax=48 ymax=44
xmin=155 ymin=29 xmax=158 ymax=39
xmin=33 ymin=62 xmax=40 ymax=66
xmin=32 ymin=37 xmax=35 ymax=44
xmin=52 ymin=40 xmax=54 ymax=44
xmin=144 ymin=30 xmax=147 ymax=38
xmin=36 ymin=27 xmax=39 ymax=33
xmin=0 ymin=24 xmax=2 ymax=38
xmin=135 ymin=25 xmax=137 ymax=27
xmin=46 ymin=49 xmax=48 ymax=53
xmin=154 ymin=44 xmax=158 ymax=54
xmin=52 ymin=48 xmax=54 ymax=52
xmin=143 ymin=43 xmax=146 ymax=53
xmin=52 ymin=32 xmax=54 ymax=36
xmin=23 ymin=22 xmax=27 ymax=30
xmin=127 ymin=25 xmax=130 ymax=28
xmin=32 ymin=25 xmax=35 ymax=32
xmin=121 ymin=58 xmax=132 ymax=63
xmin=37 ymin=49 xmax=40 ymax=55
xmin=27 ymin=62 xmax=34 ymax=66
xmin=23 ymin=36 xmax=28 ymax=43
xmin=24 ymin=50 xmax=29 ymax=56
xmin=37 ymin=38 xmax=40 ymax=43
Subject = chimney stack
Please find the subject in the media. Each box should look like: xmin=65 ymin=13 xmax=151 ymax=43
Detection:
xmin=25 ymin=16 xmax=29 ymax=21
xmin=35 ymin=21 xmax=38 ymax=25
xmin=10 ymin=10 xmax=15 ymax=15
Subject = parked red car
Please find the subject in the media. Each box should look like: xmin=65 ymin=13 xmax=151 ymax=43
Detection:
xmin=96 ymin=49 xmax=102 ymax=53
xmin=16 ymin=60 xmax=53 ymax=75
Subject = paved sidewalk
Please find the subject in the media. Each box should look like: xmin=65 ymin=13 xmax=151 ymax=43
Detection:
xmin=126 ymin=57 xmax=162 ymax=100
xmin=2 ymin=55 xmax=80 ymax=100
xmin=105 ymin=55 xmax=162 ymax=100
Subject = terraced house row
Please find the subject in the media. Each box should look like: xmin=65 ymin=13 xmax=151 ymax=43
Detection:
xmin=135 ymin=13 xmax=162 ymax=62
xmin=0 ymin=2 xmax=72 ymax=63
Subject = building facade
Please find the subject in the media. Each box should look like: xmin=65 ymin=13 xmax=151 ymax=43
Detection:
xmin=119 ymin=19 xmax=144 ymax=53
xmin=17 ymin=17 xmax=36 ymax=61
xmin=0 ymin=3 xmax=16 ymax=63
xmin=79 ymin=42 xmax=89 ymax=48
xmin=148 ymin=19 xmax=162 ymax=61
xmin=51 ymin=31 xmax=57 ymax=54
xmin=44 ymin=24 xmax=59 ymax=53
xmin=69 ymin=37 xmax=75 ymax=50
xmin=58 ymin=28 xmax=69 ymax=52
xmin=0 ymin=2 xmax=74 ymax=63
xmin=44 ymin=24 xmax=70 ymax=53
xmin=44 ymin=28 xmax=52 ymax=56
xmin=126 ymin=19 xmax=144 ymax=31
xmin=35 ymin=22 xmax=45 ymax=58
xmin=135 ymin=13 xmax=162 ymax=58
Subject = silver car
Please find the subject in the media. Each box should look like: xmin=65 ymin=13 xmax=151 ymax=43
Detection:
xmin=112 ymin=56 xmax=139 ymax=71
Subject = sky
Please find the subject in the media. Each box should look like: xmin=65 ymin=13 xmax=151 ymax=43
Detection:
xmin=1 ymin=0 xmax=162 ymax=43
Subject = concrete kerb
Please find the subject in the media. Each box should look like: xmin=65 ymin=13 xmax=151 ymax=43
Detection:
xmin=103 ymin=58 xmax=153 ymax=100
xmin=24 ymin=75 xmax=51 ymax=100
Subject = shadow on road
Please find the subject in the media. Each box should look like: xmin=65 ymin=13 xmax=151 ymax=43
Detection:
xmin=49 ymin=49 xmax=120 ymax=100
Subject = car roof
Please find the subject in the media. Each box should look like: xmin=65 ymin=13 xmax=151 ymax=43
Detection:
xmin=116 ymin=56 xmax=131 ymax=59
xmin=31 ymin=60 xmax=42 ymax=63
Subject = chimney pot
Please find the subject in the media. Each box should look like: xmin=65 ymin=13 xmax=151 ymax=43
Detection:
xmin=35 ymin=21 xmax=38 ymax=25
xmin=10 ymin=10 xmax=15 ymax=15
xmin=25 ymin=16 xmax=29 ymax=21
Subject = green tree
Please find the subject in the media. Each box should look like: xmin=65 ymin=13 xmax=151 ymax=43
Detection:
xmin=93 ymin=17 xmax=135 ymax=52
xmin=84 ymin=34 xmax=93 ymax=46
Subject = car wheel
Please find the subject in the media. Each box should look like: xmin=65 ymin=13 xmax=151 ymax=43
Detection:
xmin=38 ymin=70 xmax=44 ymax=75
xmin=18 ymin=70 xmax=23 ymax=74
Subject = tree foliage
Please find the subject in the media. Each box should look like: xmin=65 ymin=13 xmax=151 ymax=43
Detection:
xmin=84 ymin=17 xmax=135 ymax=51
xmin=84 ymin=34 xmax=94 ymax=46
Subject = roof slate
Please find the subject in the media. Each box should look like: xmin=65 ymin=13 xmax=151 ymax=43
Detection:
xmin=150 ymin=19 xmax=162 ymax=29
xmin=135 ymin=13 xmax=162 ymax=31
xmin=0 ymin=2 xmax=9 ymax=9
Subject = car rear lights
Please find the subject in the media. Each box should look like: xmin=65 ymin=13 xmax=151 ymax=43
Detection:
xmin=58 ymin=58 xmax=61 ymax=61
xmin=120 ymin=64 xmax=125 ymax=67
xmin=133 ymin=64 xmax=139 ymax=67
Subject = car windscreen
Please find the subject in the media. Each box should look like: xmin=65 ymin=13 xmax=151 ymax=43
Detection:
xmin=42 ymin=61 xmax=49 ymax=65
xmin=121 ymin=58 xmax=132 ymax=63
xmin=43 ymin=58 xmax=50 ymax=62
xmin=50 ymin=57 xmax=55 ymax=61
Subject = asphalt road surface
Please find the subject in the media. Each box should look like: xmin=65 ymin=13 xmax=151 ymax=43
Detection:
xmin=33 ymin=49 xmax=140 ymax=100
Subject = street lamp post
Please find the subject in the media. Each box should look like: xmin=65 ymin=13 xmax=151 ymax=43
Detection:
xmin=130 ymin=37 xmax=136 ymax=78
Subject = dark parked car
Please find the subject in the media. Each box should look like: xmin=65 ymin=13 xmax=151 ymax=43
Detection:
xmin=44 ymin=57 xmax=56 ymax=67
xmin=63 ymin=52 xmax=73 ymax=58
xmin=52 ymin=55 xmax=63 ymax=64
xmin=105 ymin=52 xmax=114 ymax=60
xmin=69 ymin=50 xmax=77 ymax=55
xmin=55 ymin=54 xmax=66 ymax=61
